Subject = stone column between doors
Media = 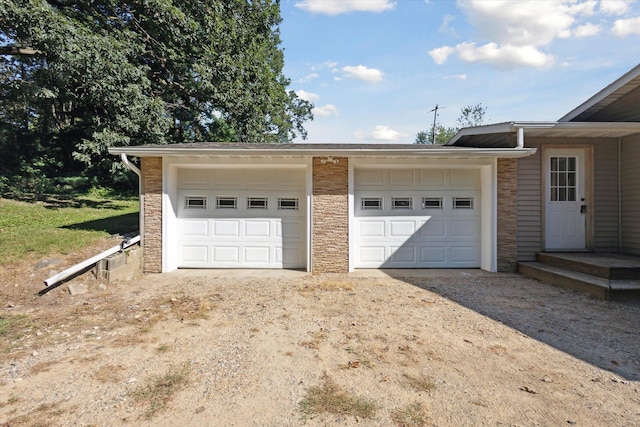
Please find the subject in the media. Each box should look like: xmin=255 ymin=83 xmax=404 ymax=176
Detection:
xmin=497 ymin=158 xmax=518 ymax=272
xmin=312 ymin=157 xmax=349 ymax=273
xmin=141 ymin=157 xmax=163 ymax=273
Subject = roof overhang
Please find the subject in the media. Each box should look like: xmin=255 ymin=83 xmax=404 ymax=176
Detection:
xmin=559 ymin=63 xmax=640 ymax=122
xmin=108 ymin=143 xmax=537 ymax=159
xmin=448 ymin=121 xmax=640 ymax=147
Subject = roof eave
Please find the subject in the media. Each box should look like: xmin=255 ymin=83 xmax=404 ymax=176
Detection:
xmin=108 ymin=146 xmax=537 ymax=159
xmin=559 ymin=63 xmax=640 ymax=122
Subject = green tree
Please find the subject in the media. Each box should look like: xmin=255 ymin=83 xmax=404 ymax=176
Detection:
xmin=0 ymin=0 xmax=313 ymax=192
xmin=415 ymin=130 xmax=429 ymax=144
xmin=433 ymin=125 xmax=457 ymax=144
xmin=456 ymin=103 xmax=487 ymax=128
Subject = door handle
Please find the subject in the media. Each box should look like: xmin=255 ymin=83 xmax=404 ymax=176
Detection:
xmin=580 ymin=205 xmax=587 ymax=213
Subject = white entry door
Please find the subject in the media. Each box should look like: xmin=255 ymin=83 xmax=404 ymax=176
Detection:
xmin=545 ymin=149 xmax=587 ymax=250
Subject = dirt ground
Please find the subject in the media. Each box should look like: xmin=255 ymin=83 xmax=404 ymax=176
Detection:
xmin=1 ymin=240 xmax=640 ymax=426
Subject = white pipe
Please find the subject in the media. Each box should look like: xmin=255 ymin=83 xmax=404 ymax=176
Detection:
xmin=120 ymin=153 xmax=144 ymax=259
xmin=120 ymin=153 xmax=141 ymax=176
xmin=44 ymin=236 xmax=140 ymax=287
xmin=516 ymin=127 xmax=525 ymax=149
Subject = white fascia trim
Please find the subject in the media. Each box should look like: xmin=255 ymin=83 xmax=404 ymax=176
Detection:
xmin=305 ymin=157 xmax=313 ymax=273
xmin=348 ymin=160 xmax=355 ymax=273
xmin=110 ymin=146 xmax=536 ymax=159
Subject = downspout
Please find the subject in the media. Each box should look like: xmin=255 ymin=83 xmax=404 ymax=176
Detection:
xmin=516 ymin=127 xmax=525 ymax=148
xmin=120 ymin=153 xmax=144 ymax=252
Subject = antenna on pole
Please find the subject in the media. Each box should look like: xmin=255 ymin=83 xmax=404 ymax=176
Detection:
xmin=428 ymin=104 xmax=444 ymax=144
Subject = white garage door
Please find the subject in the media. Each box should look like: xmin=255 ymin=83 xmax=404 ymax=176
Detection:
xmin=354 ymin=168 xmax=481 ymax=268
xmin=177 ymin=168 xmax=306 ymax=268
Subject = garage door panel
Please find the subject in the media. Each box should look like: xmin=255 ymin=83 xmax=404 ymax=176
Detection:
xmin=182 ymin=245 xmax=209 ymax=263
xmin=449 ymin=170 xmax=478 ymax=187
xmin=280 ymin=220 xmax=304 ymax=239
xmin=182 ymin=220 xmax=209 ymax=237
xmin=389 ymin=220 xmax=415 ymax=237
xmin=420 ymin=170 xmax=446 ymax=186
xmin=213 ymin=220 xmax=241 ymax=237
xmin=282 ymin=246 xmax=304 ymax=267
xmin=449 ymin=219 xmax=479 ymax=238
xmin=418 ymin=219 xmax=447 ymax=238
xmin=450 ymin=246 xmax=480 ymax=264
xmin=244 ymin=246 xmax=271 ymax=263
xmin=359 ymin=246 xmax=386 ymax=263
xmin=355 ymin=170 xmax=384 ymax=187
xmin=390 ymin=246 xmax=416 ymax=263
xmin=244 ymin=220 xmax=271 ymax=238
xmin=389 ymin=170 xmax=415 ymax=186
xmin=420 ymin=246 xmax=447 ymax=263
xmin=358 ymin=220 xmax=385 ymax=237
xmin=213 ymin=246 xmax=240 ymax=263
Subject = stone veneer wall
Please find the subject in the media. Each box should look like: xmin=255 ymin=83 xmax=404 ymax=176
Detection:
xmin=141 ymin=157 xmax=163 ymax=273
xmin=497 ymin=158 xmax=518 ymax=272
xmin=312 ymin=157 xmax=349 ymax=273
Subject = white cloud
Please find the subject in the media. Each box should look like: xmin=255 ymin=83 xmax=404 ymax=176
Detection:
xmin=312 ymin=104 xmax=339 ymax=117
xmin=370 ymin=125 xmax=406 ymax=141
xmin=458 ymin=0 xmax=576 ymax=46
xmin=457 ymin=42 xmax=554 ymax=68
xmin=430 ymin=0 xmax=620 ymax=68
xmin=600 ymin=0 xmax=633 ymax=15
xmin=342 ymin=65 xmax=384 ymax=82
xmin=295 ymin=0 xmax=395 ymax=15
xmin=298 ymin=73 xmax=319 ymax=83
xmin=295 ymin=90 xmax=320 ymax=102
xmin=439 ymin=14 xmax=458 ymax=36
xmin=612 ymin=16 xmax=640 ymax=35
xmin=444 ymin=74 xmax=467 ymax=80
xmin=574 ymin=22 xmax=602 ymax=37
xmin=312 ymin=61 xmax=338 ymax=71
xmin=428 ymin=46 xmax=455 ymax=65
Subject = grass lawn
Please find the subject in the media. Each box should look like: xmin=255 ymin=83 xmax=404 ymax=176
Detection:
xmin=0 ymin=194 xmax=139 ymax=266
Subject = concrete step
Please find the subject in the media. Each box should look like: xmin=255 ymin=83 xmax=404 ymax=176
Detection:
xmin=536 ymin=252 xmax=640 ymax=280
xmin=518 ymin=262 xmax=611 ymax=299
xmin=519 ymin=262 xmax=640 ymax=300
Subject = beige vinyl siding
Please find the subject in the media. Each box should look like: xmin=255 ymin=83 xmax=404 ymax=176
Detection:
xmin=517 ymin=138 xmax=620 ymax=260
xmin=621 ymin=134 xmax=640 ymax=255
xmin=593 ymin=141 xmax=619 ymax=251
xmin=517 ymin=140 xmax=542 ymax=261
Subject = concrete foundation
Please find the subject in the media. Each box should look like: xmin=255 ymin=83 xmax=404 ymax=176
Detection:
xmin=96 ymin=245 xmax=143 ymax=282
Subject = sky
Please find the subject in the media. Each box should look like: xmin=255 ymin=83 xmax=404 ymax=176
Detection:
xmin=279 ymin=0 xmax=640 ymax=144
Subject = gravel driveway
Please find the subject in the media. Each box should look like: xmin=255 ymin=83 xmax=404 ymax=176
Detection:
xmin=1 ymin=267 xmax=639 ymax=426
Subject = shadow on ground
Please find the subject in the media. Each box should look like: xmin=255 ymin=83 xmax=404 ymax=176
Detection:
xmin=63 ymin=212 xmax=139 ymax=235
xmin=3 ymin=193 xmax=135 ymax=210
xmin=385 ymin=272 xmax=640 ymax=381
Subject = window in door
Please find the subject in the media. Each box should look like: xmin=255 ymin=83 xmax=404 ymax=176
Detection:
xmin=550 ymin=156 xmax=577 ymax=202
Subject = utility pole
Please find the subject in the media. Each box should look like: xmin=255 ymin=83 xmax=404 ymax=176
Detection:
xmin=428 ymin=104 xmax=443 ymax=144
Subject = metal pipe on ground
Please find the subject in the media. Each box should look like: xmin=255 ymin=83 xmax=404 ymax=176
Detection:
xmin=42 ymin=235 xmax=141 ymax=289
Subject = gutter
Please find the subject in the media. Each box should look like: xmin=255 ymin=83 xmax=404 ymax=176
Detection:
xmin=108 ymin=146 xmax=537 ymax=159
